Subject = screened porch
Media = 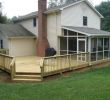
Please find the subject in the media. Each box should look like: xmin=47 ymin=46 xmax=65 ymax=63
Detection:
xmin=58 ymin=28 xmax=88 ymax=55
xmin=58 ymin=26 xmax=110 ymax=62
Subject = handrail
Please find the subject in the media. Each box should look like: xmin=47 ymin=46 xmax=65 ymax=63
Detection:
xmin=43 ymin=52 xmax=89 ymax=59
xmin=0 ymin=53 xmax=13 ymax=58
xmin=0 ymin=49 xmax=9 ymax=55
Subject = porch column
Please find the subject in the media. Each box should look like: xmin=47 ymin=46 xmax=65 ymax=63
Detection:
xmin=109 ymin=37 xmax=110 ymax=58
xmin=103 ymin=38 xmax=104 ymax=59
xmin=96 ymin=38 xmax=98 ymax=61
xmin=77 ymin=33 xmax=78 ymax=54
xmin=58 ymin=37 xmax=60 ymax=55
xmin=88 ymin=37 xmax=91 ymax=52
xmin=67 ymin=30 xmax=69 ymax=54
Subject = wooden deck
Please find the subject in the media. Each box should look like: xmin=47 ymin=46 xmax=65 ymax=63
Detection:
xmin=1 ymin=53 xmax=110 ymax=82
xmin=15 ymin=56 xmax=42 ymax=73
xmin=15 ymin=56 xmax=88 ymax=73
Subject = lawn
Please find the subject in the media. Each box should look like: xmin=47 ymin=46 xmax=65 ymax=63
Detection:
xmin=0 ymin=66 xmax=110 ymax=100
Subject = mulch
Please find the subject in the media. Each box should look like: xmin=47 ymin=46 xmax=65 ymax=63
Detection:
xmin=0 ymin=70 xmax=11 ymax=82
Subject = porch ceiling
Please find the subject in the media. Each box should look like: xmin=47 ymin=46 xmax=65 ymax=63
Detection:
xmin=62 ymin=26 xmax=110 ymax=37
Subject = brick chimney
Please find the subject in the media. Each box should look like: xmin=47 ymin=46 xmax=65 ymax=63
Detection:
xmin=37 ymin=0 xmax=50 ymax=57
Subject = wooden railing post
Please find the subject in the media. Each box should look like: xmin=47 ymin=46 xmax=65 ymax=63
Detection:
xmin=68 ymin=55 xmax=72 ymax=70
xmin=10 ymin=59 xmax=16 ymax=80
xmin=10 ymin=63 xmax=15 ymax=80
xmin=40 ymin=58 xmax=44 ymax=81
xmin=88 ymin=52 xmax=91 ymax=66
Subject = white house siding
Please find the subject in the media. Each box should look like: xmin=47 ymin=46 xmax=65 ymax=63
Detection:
xmin=61 ymin=1 xmax=101 ymax=29
xmin=0 ymin=33 xmax=9 ymax=49
xmin=18 ymin=18 xmax=38 ymax=36
xmin=9 ymin=38 xmax=36 ymax=57
xmin=47 ymin=12 xmax=61 ymax=51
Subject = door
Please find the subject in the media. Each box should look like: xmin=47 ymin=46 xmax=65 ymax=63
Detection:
xmin=78 ymin=39 xmax=86 ymax=53
xmin=77 ymin=39 xmax=86 ymax=61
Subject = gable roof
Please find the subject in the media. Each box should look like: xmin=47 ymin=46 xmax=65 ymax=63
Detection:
xmin=62 ymin=26 xmax=110 ymax=36
xmin=0 ymin=24 xmax=36 ymax=38
xmin=61 ymin=0 xmax=103 ymax=18
xmin=14 ymin=11 xmax=38 ymax=22
xmin=14 ymin=0 xmax=103 ymax=22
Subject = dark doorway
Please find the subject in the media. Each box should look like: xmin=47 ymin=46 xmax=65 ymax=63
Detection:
xmin=68 ymin=37 xmax=77 ymax=54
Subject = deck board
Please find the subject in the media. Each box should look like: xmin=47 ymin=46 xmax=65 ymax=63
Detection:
xmin=15 ymin=56 xmax=42 ymax=73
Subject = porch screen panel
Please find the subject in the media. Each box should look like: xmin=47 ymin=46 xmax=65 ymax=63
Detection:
xmin=104 ymin=38 xmax=109 ymax=58
xmin=91 ymin=38 xmax=97 ymax=61
xmin=79 ymin=41 xmax=85 ymax=52
xmin=104 ymin=38 xmax=109 ymax=50
xmin=91 ymin=38 xmax=97 ymax=52
xmin=60 ymin=37 xmax=67 ymax=55
xmin=98 ymin=38 xmax=103 ymax=51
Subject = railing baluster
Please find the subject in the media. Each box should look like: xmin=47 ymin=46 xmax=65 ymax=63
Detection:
xmin=42 ymin=52 xmax=91 ymax=77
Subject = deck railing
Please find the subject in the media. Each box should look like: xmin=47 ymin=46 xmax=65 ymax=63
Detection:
xmin=0 ymin=49 xmax=9 ymax=55
xmin=40 ymin=52 xmax=89 ymax=77
xmin=0 ymin=53 xmax=16 ymax=79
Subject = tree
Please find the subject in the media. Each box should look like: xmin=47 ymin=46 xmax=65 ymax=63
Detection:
xmin=95 ymin=1 xmax=110 ymax=31
xmin=48 ymin=0 xmax=81 ymax=8
xmin=48 ymin=0 xmax=68 ymax=8
xmin=0 ymin=2 xmax=10 ymax=24
xmin=0 ymin=15 xmax=10 ymax=24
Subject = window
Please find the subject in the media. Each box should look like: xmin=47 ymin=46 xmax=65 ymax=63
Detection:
xmin=0 ymin=40 xmax=3 ymax=49
xmin=83 ymin=16 xmax=87 ymax=26
xmin=33 ymin=18 xmax=36 ymax=27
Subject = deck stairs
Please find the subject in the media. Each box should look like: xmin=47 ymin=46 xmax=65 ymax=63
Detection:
xmin=12 ymin=56 xmax=42 ymax=82
xmin=13 ymin=72 xmax=42 ymax=82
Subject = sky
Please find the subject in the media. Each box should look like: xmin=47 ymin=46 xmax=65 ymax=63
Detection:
xmin=0 ymin=0 xmax=108 ymax=18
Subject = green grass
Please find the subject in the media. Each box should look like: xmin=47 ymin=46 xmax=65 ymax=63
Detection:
xmin=1 ymin=66 xmax=110 ymax=100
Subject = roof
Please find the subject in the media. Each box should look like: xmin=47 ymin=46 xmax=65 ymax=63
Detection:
xmin=14 ymin=0 xmax=103 ymax=22
xmin=62 ymin=26 xmax=110 ymax=36
xmin=14 ymin=11 xmax=38 ymax=22
xmin=0 ymin=24 xmax=36 ymax=38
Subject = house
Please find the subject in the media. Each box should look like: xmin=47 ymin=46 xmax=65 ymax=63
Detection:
xmin=1 ymin=0 xmax=110 ymax=60
xmin=0 ymin=24 xmax=36 ymax=57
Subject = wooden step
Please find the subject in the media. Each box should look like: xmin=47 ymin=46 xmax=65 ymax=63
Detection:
xmin=13 ymin=78 xmax=41 ymax=82
xmin=15 ymin=74 xmax=41 ymax=79
xmin=16 ymin=72 xmax=41 ymax=75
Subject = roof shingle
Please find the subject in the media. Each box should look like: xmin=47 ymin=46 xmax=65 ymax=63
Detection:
xmin=0 ymin=24 xmax=36 ymax=38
